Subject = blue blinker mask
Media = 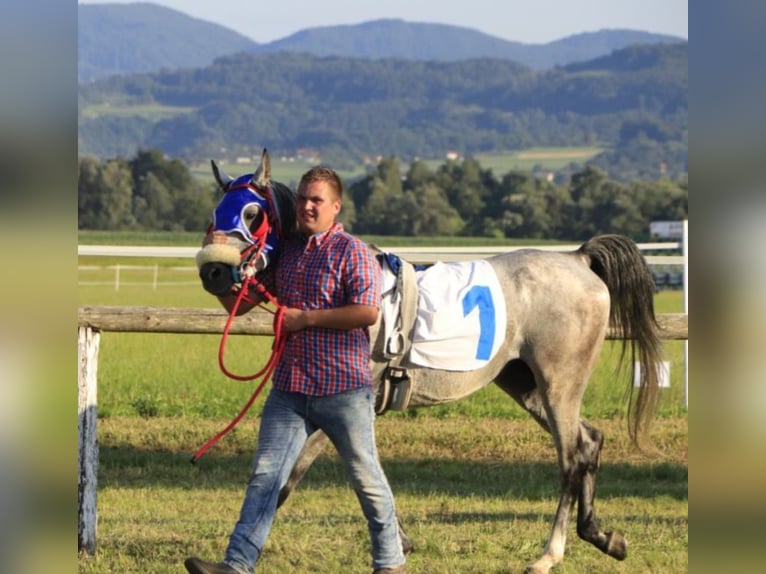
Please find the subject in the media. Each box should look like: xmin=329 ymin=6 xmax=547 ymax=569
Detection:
xmin=212 ymin=186 xmax=270 ymax=245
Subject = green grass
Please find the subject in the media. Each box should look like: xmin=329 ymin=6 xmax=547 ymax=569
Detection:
xmin=78 ymin=230 xmax=578 ymax=249
xmin=188 ymin=157 xmax=368 ymax=186
xmin=80 ymin=102 xmax=197 ymax=121
xmin=79 ymin=230 xmax=203 ymax=246
xmin=184 ymin=146 xmax=604 ymax=184
xmin=421 ymin=147 xmax=605 ymax=175
xmin=79 ymin=416 xmax=687 ymax=574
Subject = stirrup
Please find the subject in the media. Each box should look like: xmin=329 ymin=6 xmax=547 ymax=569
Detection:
xmin=375 ymin=366 xmax=413 ymax=415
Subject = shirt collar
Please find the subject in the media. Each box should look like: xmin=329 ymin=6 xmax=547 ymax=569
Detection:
xmin=305 ymin=222 xmax=343 ymax=248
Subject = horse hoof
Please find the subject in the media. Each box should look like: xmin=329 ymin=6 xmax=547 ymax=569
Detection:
xmin=524 ymin=557 xmax=555 ymax=574
xmin=605 ymin=531 xmax=628 ymax=560
xmin=401 ymin=536 xmax=415 ymax=555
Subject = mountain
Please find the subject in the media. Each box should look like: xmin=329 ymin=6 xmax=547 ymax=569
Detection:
xmin=253 ymin=19 xmax=682 ymax=69
xmin=78 ymin=4 xmax=684 ymax=81
xmin=78 ymin=43 xmax=687 ymax=181
xmin=78 ymin=3 xmax=258 ymax=82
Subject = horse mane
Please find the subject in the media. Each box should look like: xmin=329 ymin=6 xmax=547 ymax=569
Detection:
xmin=269 ymin=180 xmax=299 ymax=239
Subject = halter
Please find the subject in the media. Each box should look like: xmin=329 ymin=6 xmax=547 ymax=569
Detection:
xmin=192 ymin=181 xmax=289 ymax=463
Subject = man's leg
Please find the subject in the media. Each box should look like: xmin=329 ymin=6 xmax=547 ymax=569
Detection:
xmin=223 ymin=389 xmax=313 ymax=573
xmin=312 ymin=388 xmax=406 ymax=571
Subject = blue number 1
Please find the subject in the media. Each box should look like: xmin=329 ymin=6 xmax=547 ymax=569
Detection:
xmin=462 ymin=285 xmax=495 ymax=360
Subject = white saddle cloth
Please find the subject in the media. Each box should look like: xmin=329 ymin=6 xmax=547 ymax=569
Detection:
xmin=408 ymin=260 xmax=507 ymax=371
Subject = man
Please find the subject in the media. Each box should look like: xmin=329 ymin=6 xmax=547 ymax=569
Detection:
xmin=185 ymin=167 xmax=407 ymax=574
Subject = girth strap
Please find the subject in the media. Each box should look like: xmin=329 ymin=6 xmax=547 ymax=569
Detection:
xmin=370 ymin=246 xmax=419 ymax=414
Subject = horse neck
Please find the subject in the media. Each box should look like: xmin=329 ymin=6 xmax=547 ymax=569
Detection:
xmin=270 ymin=181 xmax=299 ymax=236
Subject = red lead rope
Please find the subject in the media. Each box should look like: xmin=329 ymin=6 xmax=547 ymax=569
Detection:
xmin=191 ymin=274 xmax=287 ymax=463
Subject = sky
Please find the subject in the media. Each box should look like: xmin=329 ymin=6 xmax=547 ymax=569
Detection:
xmin=78 ymin=0 xmax=687 ymax=45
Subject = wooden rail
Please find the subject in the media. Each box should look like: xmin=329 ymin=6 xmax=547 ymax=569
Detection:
xmin=77 ymin=305 xmax=688 ymax=554
xmin=78 ymin=305 xmax=688 ymax=339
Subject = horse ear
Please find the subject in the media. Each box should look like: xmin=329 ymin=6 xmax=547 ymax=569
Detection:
xmin=211 ymin=160 xmax=234 ymax=190
xmin=252 ymin=148 xmax=271 ymax=187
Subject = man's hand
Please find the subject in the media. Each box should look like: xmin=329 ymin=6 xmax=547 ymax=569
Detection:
xmin=282 ymin=308 xmax=308 ymax=332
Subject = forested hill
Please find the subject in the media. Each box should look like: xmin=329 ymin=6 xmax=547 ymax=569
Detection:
xmin=78 ymin=3 xmax=258 ymax=82
xmin=254 ymin=20 xmax=682 ymax=69
xmin=78 ymin=42 xmax=688 ymax=182
xmin=78 ymin=3 xmax=683 ymax=81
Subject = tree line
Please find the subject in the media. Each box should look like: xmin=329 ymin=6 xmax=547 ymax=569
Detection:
xmin=78 ymin=149 xmax=687 ymax=241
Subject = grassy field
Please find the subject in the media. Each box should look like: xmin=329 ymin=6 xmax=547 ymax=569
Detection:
xmin=424 ymin=147 xmax=605 ymax=175
xmin=80 ymin=102 xmax=197 ymax=121
xmin=78 ymin=231 xmax=562 ymax=249
xmin=188 ymin=157 xmax=368 ymax=187
xmin=183 ymin=146 xmax=604 ymax=186
xmin=79 ymin=416 xmax=687 ymax=574
xmin=78 ymin=246 xmax=686 ymax=573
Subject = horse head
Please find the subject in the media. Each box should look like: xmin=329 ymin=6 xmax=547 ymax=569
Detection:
xmin=196 ymin=148 xmax=297 ymax=297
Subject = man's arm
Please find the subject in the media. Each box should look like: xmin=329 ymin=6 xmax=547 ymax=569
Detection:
xmin=282 ymin=304 xmax=378 ymax=332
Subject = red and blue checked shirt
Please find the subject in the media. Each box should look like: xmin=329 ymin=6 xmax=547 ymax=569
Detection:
xmin=272 ymin=223 xmax=381 ymax=396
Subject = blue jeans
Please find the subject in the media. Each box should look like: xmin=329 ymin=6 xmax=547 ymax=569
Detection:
xmin=223 ymin=387 xmax=405 ymax=573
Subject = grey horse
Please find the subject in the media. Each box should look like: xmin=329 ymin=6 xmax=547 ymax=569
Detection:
xmin=196 ymin=149 xmax=663 ymax=574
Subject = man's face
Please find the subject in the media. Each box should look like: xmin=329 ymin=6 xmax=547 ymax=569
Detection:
xmin=297 ymin=180 xmax=341 ymax=235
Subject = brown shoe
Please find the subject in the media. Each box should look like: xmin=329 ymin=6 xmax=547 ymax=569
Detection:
xmin=373 ymin=564 xmax=407 ymax=574
xmin=184 ymin=557 xmax=240 ymax=574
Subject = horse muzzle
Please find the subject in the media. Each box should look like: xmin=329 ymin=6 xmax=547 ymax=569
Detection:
xmin=199 ymin=262 xmax=238 ymax=296
xmin=195 ymin=242 xmax=245 ymax=296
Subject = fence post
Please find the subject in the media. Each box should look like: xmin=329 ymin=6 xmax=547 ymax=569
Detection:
xmin=683 ymin=219 xmax=689 ymax=409
xmin=78 ymin=326 xmax=100 ymax=555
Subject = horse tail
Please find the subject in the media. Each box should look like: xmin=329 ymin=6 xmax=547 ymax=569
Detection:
xmin=578 ymin=234 xmax=663 ymax=448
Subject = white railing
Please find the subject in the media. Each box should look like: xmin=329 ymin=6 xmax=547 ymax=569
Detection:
xmin=78 ymin=241 xmax=686 ymax=293
xmin=78 ymin=241 xmax=683 ymax=264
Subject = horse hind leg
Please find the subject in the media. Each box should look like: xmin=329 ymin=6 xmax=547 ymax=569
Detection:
xmin=576 ymin=421 xmax=627 ymax=560
xmin=496 ymin=360 xmax=622 ymax=573
xmin=494 ymin=362 xmax=575 ymax=573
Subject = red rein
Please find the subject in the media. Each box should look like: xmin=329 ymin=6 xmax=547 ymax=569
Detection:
xmin=192 ymin=219 xmax=287 ymax=463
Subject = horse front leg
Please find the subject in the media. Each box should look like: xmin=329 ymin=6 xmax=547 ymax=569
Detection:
xmin=523 ymin=416 xmax=626 ymax=574
xmin=525 ymin=389 xmax=584 ymax=574
xmin=277 ymin=429 xmax=329 ymax=507
xmin=525 ymin=480 xmax=576 ymax=574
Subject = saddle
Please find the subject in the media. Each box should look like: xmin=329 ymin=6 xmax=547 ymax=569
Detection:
xmin=370 ymin=246 xmax=420 ymax=414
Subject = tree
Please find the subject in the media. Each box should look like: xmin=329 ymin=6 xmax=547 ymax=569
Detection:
xmin=355 ymin=177 xmax=398 ymax=234
xmin=78 ymin=156 xmax=135 ymax=229
xmin=405 ymin=159 xmax=434 ymax=189
xmin=568 ymin=166 xmax=646 ymax=238
xmin=411 ymin=183 xmax=463 ymax=236
xmin=495 ymin=171 xmax=571 ymax=239
xmin=133 ymin=172 xmax=173 ymax=229
xmin=435 ymin=158 xmax=489 ymax=235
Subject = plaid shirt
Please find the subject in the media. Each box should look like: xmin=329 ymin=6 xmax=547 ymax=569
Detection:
xmin=272 ymin=223 xmax=381 ymax=396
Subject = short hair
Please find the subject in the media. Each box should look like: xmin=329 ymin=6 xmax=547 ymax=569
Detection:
xmin=298 ymin=166 xmax=343 ymax=200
